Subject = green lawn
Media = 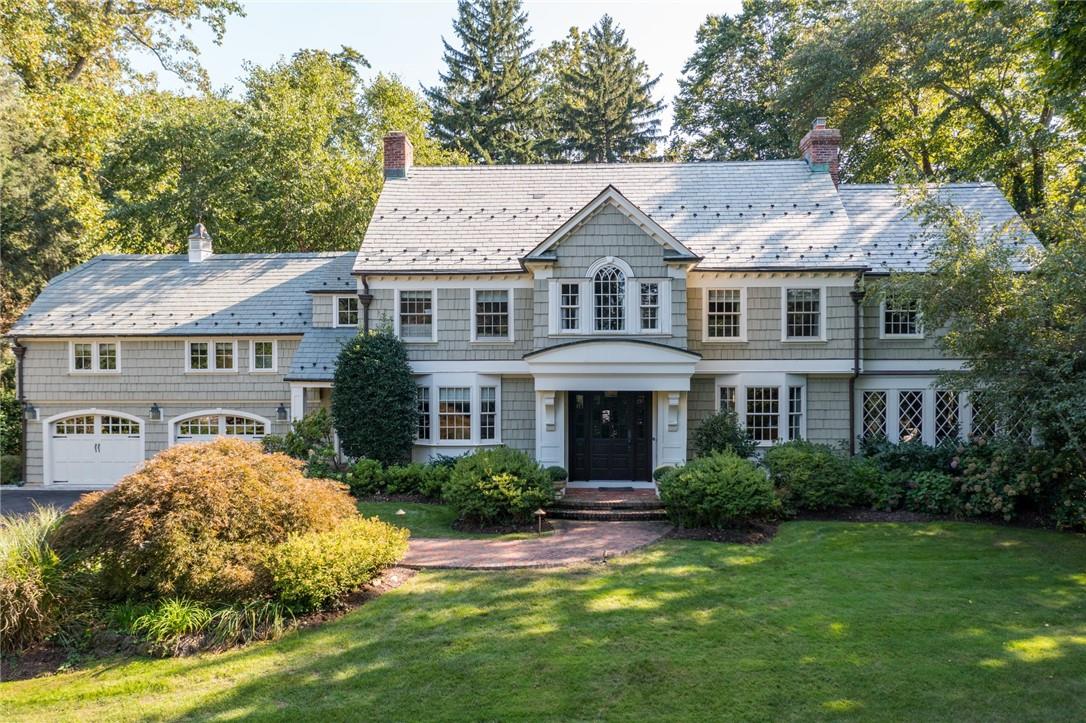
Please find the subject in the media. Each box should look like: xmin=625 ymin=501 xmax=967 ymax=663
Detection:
xmin=357 ymin=501 xmax=550 ymax=539
xmin=3 ymin=522 xmax=1086 ymax=721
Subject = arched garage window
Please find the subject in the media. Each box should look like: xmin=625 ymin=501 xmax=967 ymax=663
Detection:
xmin=173 ymin=411 xmax=268 ymax=443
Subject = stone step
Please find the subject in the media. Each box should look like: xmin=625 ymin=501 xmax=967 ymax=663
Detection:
xmin=552 ymin=496 xmax=663 ymax=511
xmin=547 ymin=507 xmax=669 ymax=522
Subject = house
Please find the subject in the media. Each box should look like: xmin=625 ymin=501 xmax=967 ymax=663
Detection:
xmin=7 ymin=121 xmax=1039 ymax=487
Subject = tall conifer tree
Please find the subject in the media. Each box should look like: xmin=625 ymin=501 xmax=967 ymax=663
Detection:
xmin=557 ymin=15 xmax=664 ymax=162
xmin=425 ymin=0 xmax=542 ymax=163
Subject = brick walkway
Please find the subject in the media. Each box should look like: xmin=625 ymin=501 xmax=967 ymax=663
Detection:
xmin=402 ymin=520 xmax=672 ymax=570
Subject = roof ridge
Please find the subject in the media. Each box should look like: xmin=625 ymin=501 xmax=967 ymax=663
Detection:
xmin=409 ymin=159 xmax=810 ymax=172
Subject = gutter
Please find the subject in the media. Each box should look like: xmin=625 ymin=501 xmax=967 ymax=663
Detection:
xmin=12 ymin=342 xmax=26 ymax=484
xmin=847 ymin=280 xmax=867 ymax=455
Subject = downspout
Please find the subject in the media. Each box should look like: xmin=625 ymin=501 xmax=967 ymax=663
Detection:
xmin=12 ymin=342 xmax=27 ymax=483
xmin=357 ymin=273 xmax=373 ymax=333
xmin=848 ymin=284 xmax=866 ymax=456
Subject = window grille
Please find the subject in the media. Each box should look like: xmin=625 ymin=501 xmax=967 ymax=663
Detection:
xmin=883 ymin=297 xmax=920 ymax=336
xmin=189 ymin=342 xmax=209 ymax=370
xmin=788 ymin=386 xmax=803 ymax=440
xmin=214 ymin=342 xmax=234 ymax=370
xmin=639 ymin=283 xmax=659 ymax=330
xmin=745 ymin=386 xmax=780 ymax=442
xmin=55 ymin=416 xmax=94 ymax=435
xmin=224 ymin=416 xmax=264 ymax=436
xmin=480 ymin=386 xmax=497 ymax=440
xmin=400 ymin=291 xmax=433 ymax=338
xmin=98 ymin=343 xmax=117 ymax=370
xmin=935 ymin=390 xmax=959 ymax=443
xmin=560 ymin=283 xmax=580 ymax=330
xmin=416 ymin=386 xmax=431 ymax=440
xmin=438 ymin=387 xmax=471 ymax=440
xmin=475 ymin=290 xmax=509 ymax=339
xmin=898 ymin=390 xmax=924 ymax=442
xmin=337 ymin=297 xmax=359 ymax=326
xmin=786 ymin=288 xmax=821 ymax=338
xmin=707 ymin=289 xmax=741 ymax=338
xmin=101 ymin=416 xmax=138 ymax=435
xmin=862 ymin=391 xmax=887 ymax=438
xmin=719 ymin=386 xmax=736 ymax=412
xmin=253 ymin=341 xmax=274 ymax=370
xmin=178 ymin=416 xmax=218 ymax=436
xmin=74 ymin=344 xmax=93 ymax=370
xmin=593 ymin=265 xmax=625 ymax=331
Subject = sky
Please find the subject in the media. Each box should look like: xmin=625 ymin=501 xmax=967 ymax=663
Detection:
xmin=130 ymin=0 xmax=744 ymax=133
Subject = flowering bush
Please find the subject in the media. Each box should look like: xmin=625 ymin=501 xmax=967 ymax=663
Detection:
xmin=905 ymin=471 xmax=960 ymax=515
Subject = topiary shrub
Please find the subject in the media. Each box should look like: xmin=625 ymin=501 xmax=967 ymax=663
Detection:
xmin=345 ymin=458 xmax=385 ymax=497
xmin=764 ymin=440 xmax=852 ymax=513
xmin=691 ymin=410 xmax=757 ymax=459
xmin=905 ymin=471 xmax=960 ymax=515
xmin=444 ymin=447 xmax=553 ymax=525
xmin=51 ymin=439 xmax=359 ymax=603
xmin=332 ymin=329 xmax=417 ymax=466
xmin=267 ymin=516 xmax=408 ymax=613
xmin=545 ymin=466 xmax=568 ymax=482
xmin=656 ymin=452 xmax=779 ymax=528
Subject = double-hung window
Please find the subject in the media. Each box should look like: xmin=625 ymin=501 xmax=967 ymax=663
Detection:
xmin=706 ymin=289 xmax=743 ymax=340
xmin=70 ymin=341 xmax=120 ymax=373
xmin=788 ymin=386 xmax=804 ymax=440
xmin=416 ymin=386 xmax=431 ymax=441
xmin=479 ymin=387 xmax=497 ymax=440
xmin=784 ymin=288 xmax=823 ymax=340
xmin=416 ymin=378 xmax=501 ymax=445
xmin=473 ymin=290 xmax=511 ymax=341
xmin=745 ymin=387 xmax=780 ymax=443
xmin=251 ymin=340 xmax=277 ymax=372
xmin=187 ymin=340 xmax=236 ymax=372
xmin=639 ymin=283 xmax=660 ymax=331
xmin=438 ymin=387 xmax=471 ymax=440
xmin=719 ymin=386 xmax=737 ymax=413
xmin=398 ymin=290 xmax=435 ymax=340
xmin=882 ymin=296 xmax=922 ymax=338
xmin=335 ymin=296 xmax=359 ymax=327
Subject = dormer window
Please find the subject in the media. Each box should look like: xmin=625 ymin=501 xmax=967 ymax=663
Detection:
xmin=593 ymin=264 xmax=626 ymax=331
xmin=335 ymin=296 xmax=359 ymax=327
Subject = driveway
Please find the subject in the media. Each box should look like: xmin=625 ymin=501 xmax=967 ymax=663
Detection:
xmin=0 ymin=488 xmax=90 ymax=517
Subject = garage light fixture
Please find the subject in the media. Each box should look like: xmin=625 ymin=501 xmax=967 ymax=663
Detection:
xmin=22 ymin=402 xmax=37 ymax=421
xmin=149 ymin=403 xmax=162 ymax=421
xmin=276 ymin=403 xmax=289 ymax=422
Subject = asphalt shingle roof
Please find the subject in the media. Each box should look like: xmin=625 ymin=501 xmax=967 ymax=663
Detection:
xmin=285 ymin=327 xmax=357 ymax=381
xmin=10 ymin=253 xmax=356 ymax=337
xmin=355 ymin=164 xmax=1039 ymax=274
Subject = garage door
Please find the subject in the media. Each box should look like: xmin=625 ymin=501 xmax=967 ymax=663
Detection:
xmin=174 ymin=413 xmax=267 ymax=444
xmin=50 ymin=414 xmax=144 ymax=486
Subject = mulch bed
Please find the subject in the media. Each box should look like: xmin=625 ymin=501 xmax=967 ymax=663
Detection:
xmin=666 ymin=522 xmax=778 ymax=545
xmin=451 ymin=519 xmax=555 ymax=535
xmin=0 ymin=566 xmax=418 ymax=682
xmin=796 ymin=509 xmax=937 ymax=523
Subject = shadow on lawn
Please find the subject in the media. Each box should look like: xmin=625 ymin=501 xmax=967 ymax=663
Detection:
xmin=145 ymin=522 xmax=1086 ymax=721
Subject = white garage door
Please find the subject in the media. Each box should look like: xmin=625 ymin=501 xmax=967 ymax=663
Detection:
xmin=174 ymin=413 xmax=267 ymax=444
xmin=50 ymin=414 xmax=144 ymax=486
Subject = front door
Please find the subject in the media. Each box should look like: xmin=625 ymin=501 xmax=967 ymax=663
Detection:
xmin=568 ymin=391 xmax=652 ymax=481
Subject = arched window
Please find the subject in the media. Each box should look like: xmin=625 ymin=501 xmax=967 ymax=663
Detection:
xmin=593 ymin=265 xmax=626 ymax=331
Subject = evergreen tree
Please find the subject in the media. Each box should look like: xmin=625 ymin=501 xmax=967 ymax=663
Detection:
xmin=557 ymin=15 xmax=664 ymax=162
xmin=425 ymin=0 xmax=542 ymax=163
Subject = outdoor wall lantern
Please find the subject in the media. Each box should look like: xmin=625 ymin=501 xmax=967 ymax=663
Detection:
xmin=276 ymin=403 xmax=289 ymax=422
xmin=23 ymin=402 xmax=37 ymax=421
xmin=148 ymin=403 xmax=162 ymax=421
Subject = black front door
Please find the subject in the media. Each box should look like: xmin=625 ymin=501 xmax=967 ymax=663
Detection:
xmin=568 ymin=391 xmax=652 ymax=481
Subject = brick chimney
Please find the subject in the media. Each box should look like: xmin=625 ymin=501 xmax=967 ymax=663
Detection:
xmin=799 ymin=117 xmax=841 ymax=188
xmin=383 ymin=131 xmax=413 ymax=180
xmin=188 ymin=222 xmax=213 ymax=262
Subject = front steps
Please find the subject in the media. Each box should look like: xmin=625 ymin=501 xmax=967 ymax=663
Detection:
xmin=548 ymin=487 xmax=669 ymax=522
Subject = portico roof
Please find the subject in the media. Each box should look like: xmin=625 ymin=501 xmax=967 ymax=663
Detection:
xmin=524 ymin=340 xmax=699 ymax=392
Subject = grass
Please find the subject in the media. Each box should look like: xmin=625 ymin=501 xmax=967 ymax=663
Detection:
xmin=356 ymin=501 xmax=550 ymax=539
xmin=3 ymin=521 xmax=1086 ymax=721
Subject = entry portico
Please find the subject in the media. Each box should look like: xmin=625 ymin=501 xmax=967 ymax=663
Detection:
xmin=526 ymin=340 xmax=699 ymax=481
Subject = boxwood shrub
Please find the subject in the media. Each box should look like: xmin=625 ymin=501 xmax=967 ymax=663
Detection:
xmin=657 ymin=452 xmax=779 ymax=528
xmin=444 ymin=447 xmax=554 ymax=525
xmin=764 ymin=440 xmax=855 ymax=513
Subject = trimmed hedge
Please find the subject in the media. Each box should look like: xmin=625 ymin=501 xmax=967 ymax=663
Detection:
xmin=764 ymin=440 xmax=856 ymax=513
xmin=657 ymin=452 xmax=779 ymax=528
xmin=444 ymin=447 xmax=554 ymax=525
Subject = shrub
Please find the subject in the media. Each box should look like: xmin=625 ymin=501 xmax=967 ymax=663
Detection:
xmin=0 ymin=386 xmax=21 ymax=456
xmin=332 ymin=329 xmax=417 ymax=466
xmin=133 ymin=597 xmax=213 ymax=647
xmin=346 ymin=458 xmax=385 ymax=496
xmin=419 ymin=464 xmax=450 ymax=500
xmin=870 ymin=469 xmax=912 ymax=512
xmin=657 ymin=452 xmax=779 ymax=528
xmin=764 ymin=440 xmax=852 ymax=513
xmin=906 ymin=471 xmax=960 ymax=515
xmin=385 ymin=463 xmax=428 ymax=495
xmin=691 ymin=410 xmax=757 ymax=459
xmin=444 ymin=447 xmax=554 ymax=525
xmin=51 ymin=439 xmax=359 ymax=603
xmin=267 ymin=516 xmax=408 ymax=612
xmin=0 ymin=505 xmax=73 ymax=652
xmin=859 ymin=437 xmax=955 ymax=476
xmin=844 ymin=457 xmax=883 ymax=508
xmin=545 ymin=465 xmax=568 ymax=483
xmin=1051 ymin=477 xmax=1086 ymax=531
xmin=1 ymin=454 xmax=22 ymax=485
xmin=262 ymin=408 xmax=341 ymax=477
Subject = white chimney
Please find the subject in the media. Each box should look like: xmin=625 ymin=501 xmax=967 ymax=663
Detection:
xmin=188 ymin=223 xmax=213 ymax=262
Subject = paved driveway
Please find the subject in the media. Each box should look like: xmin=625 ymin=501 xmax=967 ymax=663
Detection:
xmin=0 ymin=488 xmax=90 ymax=517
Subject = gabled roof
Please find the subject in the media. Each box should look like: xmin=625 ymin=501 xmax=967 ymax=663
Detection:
xmin=355 ymin=163 xmax=1041 ymax=275
xmin=10 ymin=253 xmax=356 ymax=338
xmin=522 ymin=185 xmax=698 ymax=263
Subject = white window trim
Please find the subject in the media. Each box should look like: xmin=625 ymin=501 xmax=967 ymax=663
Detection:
xmin=68 ymin=340 xmax=122 ymax=374
xmin=41 ymin=409 xmax=146 ymax=486
xmin=470 ymin=288 xmax=515 ymax=343
xmin=394 ymin=287 xmax=439 ymax=343
xmin=716 ymin=373 xmax=806 ymax=447
xmin=185 ymin=339 xmax=238 ymax=373
xmin=547 ymin=256 xmax=671 ymax=336
xmin=413 ymin=373 xmax=502 ymax=447
xmin=702 ymin=287 xmax=748 ymax=343
xmin=781 ymin=286 xmax=829 ymax=342
xmin=878 ymin=298 xmax=925 ymax=340
xmin=249 ymin=339 xmax=278 ymax=374
xmin=332 ymin=295 xmax=360 ymax=329
xmin=168 ymin=409 xmax=272 ymax=445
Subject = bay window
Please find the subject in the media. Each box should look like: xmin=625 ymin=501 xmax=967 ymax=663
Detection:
xmin=415 ymin=375 xmax=502 ymax=446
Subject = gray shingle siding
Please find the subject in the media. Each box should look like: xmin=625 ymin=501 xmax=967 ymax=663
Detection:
xmin=500 ymin=377 xmax=535 ymax=453
xmin=686 ymin=376 xmax=718 ymax=458
xmin=805 ymin=376 xmax=851 ymax=445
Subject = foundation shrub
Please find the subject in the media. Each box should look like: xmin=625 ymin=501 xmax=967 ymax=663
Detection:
xmin=267 ymin=516 xmax=409 ymax=612
xmin=545 ymin=466 xmax=568 ymax=482
xmin=51 ymin=439 xmax=358 ymax=603
xmin=905 ymin=471 xmax=960 ymax=515
xmin=444 ymin=447 xmax=553 ymax=525
xmin=657 ymin=452 xmax=779 ymax=528
xmin=765 ymin=440 xmax=853 ymax=513
xmin=691 ymin=409 xmax=757 ymax=459
xmin=346 ymin=458 xmax=385 ymax=496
